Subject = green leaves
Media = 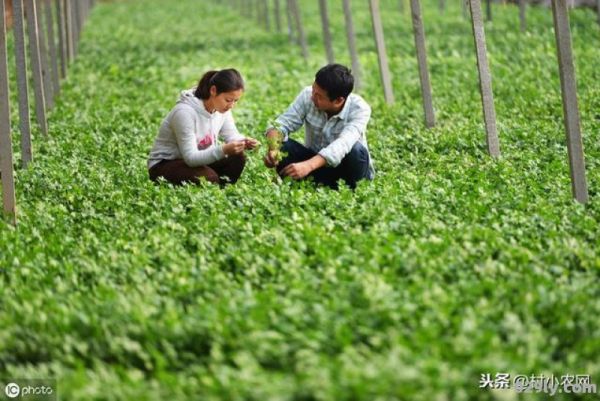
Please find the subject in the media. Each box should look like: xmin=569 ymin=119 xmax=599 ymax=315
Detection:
xmin=1 ymin=0 xmax=600 ymax=400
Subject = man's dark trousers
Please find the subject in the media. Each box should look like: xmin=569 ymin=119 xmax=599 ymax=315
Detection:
xmin=276 ymin=139 xmax=371 ymax=189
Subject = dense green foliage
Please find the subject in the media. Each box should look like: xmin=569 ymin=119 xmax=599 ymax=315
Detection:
xmin=1 ymin=0 xmax=600 ymax=399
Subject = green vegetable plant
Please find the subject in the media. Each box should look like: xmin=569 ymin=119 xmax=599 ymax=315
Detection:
xmin=1 ymin=0 xmax=599 ymax=400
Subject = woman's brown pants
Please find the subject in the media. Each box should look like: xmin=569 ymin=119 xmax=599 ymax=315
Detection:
xmin=149 ymin=154 xmax=246 ymax=186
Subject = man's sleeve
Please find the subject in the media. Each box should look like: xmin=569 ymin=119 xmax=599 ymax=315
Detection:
xmin=318 ymin=101 xmax=371 ymax=167
xmin=267 ymin=88 xmax=309 ymax=140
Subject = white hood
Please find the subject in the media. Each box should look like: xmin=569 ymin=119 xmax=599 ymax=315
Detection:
xmin=176 ymin=88 xmax=212 ymax=118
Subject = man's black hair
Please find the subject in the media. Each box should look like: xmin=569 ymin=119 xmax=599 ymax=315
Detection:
xmin=315 ymin=64 xmax=354 ymax=101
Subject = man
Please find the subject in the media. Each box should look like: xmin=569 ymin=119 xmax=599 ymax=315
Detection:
xmin=264 ymin=64 xmax=373 ymax=189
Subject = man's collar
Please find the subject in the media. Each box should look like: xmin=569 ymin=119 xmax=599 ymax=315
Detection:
xmin=327 ymin=96 xmax=351 ymax=120
xmin=337 ymin=97 xmax=351 ymax=120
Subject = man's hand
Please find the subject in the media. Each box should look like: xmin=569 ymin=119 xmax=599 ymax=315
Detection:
xmin=281 ymin=160 xmax=313 ymax=180
xmin=264 ymin=150 xmax=279 ymax=168
xmin=222 ymin=140 xmax=246 ymax=156
xmin=244 ymin=138 xmax=260 ymax=150
xmin=280 ymin=155 xmax=327 ymax=179
xmin=264 ymin=128 xmax=284 ymax=168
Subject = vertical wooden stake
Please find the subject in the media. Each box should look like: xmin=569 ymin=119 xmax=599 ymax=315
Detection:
xmin=285 ymin=0 xmax=294 ymax=43
xmin=369 ymin=0 xmax=394 ymax=104
xmin=1 ymin=0 xmax=17 ymax=223
xmin=274 ymin=0 xmax=282 ymax=33
xmin=551 ymin=0 xmax=588 ymax=203
xmin=64 ymin=0 xmax=74 ymax=62
xmin=519 ymin=0 xmax=526 ymax=32
xmin=319 ymin=0 xmax=334 ymax=64
xmin=289 ymin=0 xmax=308 ymax=60
xmin=56 ymin=0 xmax=67 ymax=78
xmin=25 ymin=0 xmax=48 ymax=135
xmin=398 ymin=0 xmax=405 ymax=13
xmin=45 ymin=0 xmax=60 ymax=97
xmin=469 ymin=0 xmax=500 ymax=157
xmin=38 ymin=0 xmax=54 ymax=109
xmin=71 ymin=0 xmax=79 ymax=58
xmin=342 ymin=0 xmax=362 ymax=89
xmin=410 ymin=0 xmax=435 ymax=127
xmin=262 ymin=0 xmax=271 ymax=31
xmin=13 ymin=0 xmax=33 ymax=167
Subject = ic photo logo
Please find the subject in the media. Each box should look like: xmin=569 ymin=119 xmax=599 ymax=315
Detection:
xmin=4 ymin=383 xmax=19 ymax=398
xmin=2 ymin=380 xmax=56 ymax=400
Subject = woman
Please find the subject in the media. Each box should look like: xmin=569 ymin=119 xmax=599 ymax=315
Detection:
xmin=148 ymin=69 xmax=258 ymax=186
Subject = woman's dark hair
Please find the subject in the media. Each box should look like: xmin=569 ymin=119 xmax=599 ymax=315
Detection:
xmin=315 ymin=64 xmax=354 ymax=101
xmin=194 ymin=69 xmax=244 ymax=99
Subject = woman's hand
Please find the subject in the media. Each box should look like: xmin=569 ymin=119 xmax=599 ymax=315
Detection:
xmin=222 ymin=140 xmax=246 ymax=156
xmin=244 ymin=138 xmax=259 ymax=150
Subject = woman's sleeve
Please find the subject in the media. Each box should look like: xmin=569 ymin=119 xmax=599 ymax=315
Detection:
xmin=219 ymin=112 xmax=246 ymax=143
xmin=171 ymin=109 xmax=225 ymax=167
